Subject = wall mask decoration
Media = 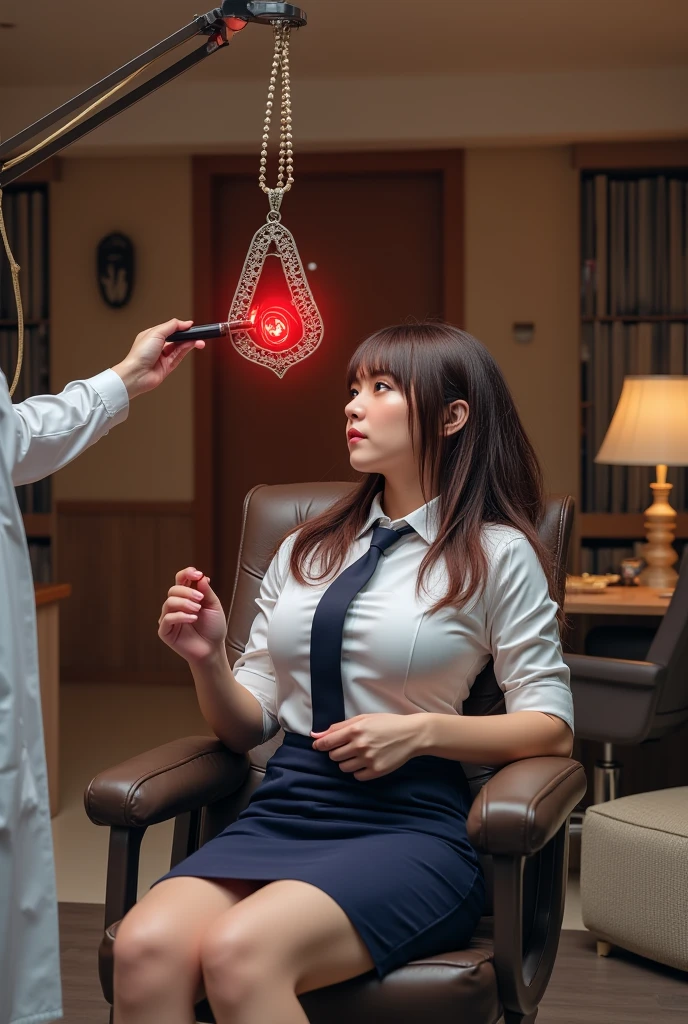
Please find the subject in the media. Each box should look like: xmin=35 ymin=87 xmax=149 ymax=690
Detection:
xmin=97 ymin=232 xmax=135 ymax=308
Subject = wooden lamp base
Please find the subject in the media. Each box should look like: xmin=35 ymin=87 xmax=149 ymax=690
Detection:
xmin=639 ymin=464 xmax=679 ymax=589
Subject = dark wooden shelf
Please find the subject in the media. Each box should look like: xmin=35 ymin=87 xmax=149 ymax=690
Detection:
xmin=573 ymin=141 xmax=688 ymax=170
xmin=579 ymin=512 xmax=688 ymax=539
xmin=581 ymin=314 xmax=688 ymax=323
xmin=578 ymin=160 xmax=688 ymax=564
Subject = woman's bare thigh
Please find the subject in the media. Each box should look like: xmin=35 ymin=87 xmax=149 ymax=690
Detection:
xmin=201 ymin=879 xmax=374 ymax=996
xmin=124 ymin=874 xmax=261 ymax=926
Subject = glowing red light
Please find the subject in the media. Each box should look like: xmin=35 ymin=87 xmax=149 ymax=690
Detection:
xmin=253 ymin=305 xmax=291 ymax=348
xmin=263 ymin=313 xmax=288 ymax=341
xmin=244 ymin=301 xmax=302 ymax=352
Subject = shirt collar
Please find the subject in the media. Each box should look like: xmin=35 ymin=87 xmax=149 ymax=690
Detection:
xmin=355 ymin=493 xmax=441 ymax=545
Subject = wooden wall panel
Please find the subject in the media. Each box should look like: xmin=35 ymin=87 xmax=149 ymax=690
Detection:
xmin=56 ymin=502 xmax=194 ymax=685
xmin=572 ymin=140 xmax=688 ymax=169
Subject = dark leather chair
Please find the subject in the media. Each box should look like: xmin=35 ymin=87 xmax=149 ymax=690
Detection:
xmin=85 ymin=483 xmax=585 ymax=1024
xmin=566 ymin=548 xmax=688 ymax=803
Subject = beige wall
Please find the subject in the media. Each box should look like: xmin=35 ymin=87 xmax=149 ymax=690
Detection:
xmin=50 ymin=147 xmax=580 ymax=503
xmin=5 ymin=64 xmax=687 ymax=152
xmin=51 ymin=157 xmax=194 ymax=500
xmin=464 ymin=147 xmax=580 ymax=499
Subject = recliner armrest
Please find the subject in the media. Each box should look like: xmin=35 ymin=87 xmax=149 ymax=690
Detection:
xmin=85 ymin=736 xmax=250 ymax=829
xmin=564 ymin=653 xmax=663 ymax=689
xmin=467 ymin=756 xmax=586 ymax=856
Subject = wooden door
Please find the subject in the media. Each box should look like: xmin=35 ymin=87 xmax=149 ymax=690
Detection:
xmin=193 ymin=153 xmax=463 ymax=601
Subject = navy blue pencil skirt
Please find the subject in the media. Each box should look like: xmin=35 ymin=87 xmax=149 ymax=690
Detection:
xmin=157 ymin=731 xmax=485 ymax=977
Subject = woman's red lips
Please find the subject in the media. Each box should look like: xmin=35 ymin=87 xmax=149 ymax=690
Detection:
xmin=347 ymin=429 xmax=366 ymax=440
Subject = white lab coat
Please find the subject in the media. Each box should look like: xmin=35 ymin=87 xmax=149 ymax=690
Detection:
xmin=0 ymin=368 xmax=129 ymax=1024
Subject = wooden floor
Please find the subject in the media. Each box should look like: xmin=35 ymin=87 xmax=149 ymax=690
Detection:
xmin=60 ymin=903 xmax=688 ymax=1023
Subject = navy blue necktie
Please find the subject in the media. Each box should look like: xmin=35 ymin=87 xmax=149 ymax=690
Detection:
xmin=310 ymin=523 xmax=414 ymax=733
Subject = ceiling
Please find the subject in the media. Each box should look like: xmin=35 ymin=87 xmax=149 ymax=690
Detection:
xmin=1 ymin=0 xmax=687 ymax=88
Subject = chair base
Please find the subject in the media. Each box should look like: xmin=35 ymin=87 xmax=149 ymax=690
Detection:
xmin=504 ymin=1011 xmax=537 ymax=1023
xmin=569 ymin=744 xmax=622 ymax=840
xmin=593 ymin=744 xmax=621 ymax=803
xmin=569 ymin=809 xmax=584 ymax=835
xmin=568 ymin=745 xmax=622 ymax=856
xmin=597 ymin=940 xmax=613 ymax=957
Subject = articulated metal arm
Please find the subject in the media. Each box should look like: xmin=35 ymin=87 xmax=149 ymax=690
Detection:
xmin=0 ymin=2 xmax=307 ymax=188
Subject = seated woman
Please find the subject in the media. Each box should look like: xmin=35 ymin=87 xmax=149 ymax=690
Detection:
xmin=113 ymin=321 xmax=574 ymax=1024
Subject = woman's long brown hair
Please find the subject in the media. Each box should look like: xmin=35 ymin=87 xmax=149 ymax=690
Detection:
xmin=282 ymin=322 xmax=561 ymax=625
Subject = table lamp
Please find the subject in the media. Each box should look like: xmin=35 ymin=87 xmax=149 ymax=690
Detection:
xmin=595 ymin=375 xmax=688 ymax=588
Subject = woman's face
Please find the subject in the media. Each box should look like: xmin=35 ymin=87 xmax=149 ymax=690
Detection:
xmin=344 ymin=370 xmax=416 ymax=479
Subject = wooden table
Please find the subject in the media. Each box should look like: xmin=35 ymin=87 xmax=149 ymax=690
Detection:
xmin=35 ymin=583 xmax=72 ymax=817
xmin=564 ymin=585 xmax=672 ymax=617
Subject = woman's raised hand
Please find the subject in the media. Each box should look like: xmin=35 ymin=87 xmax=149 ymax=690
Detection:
xmin=158 ymin=568 xmax=227 ymax=663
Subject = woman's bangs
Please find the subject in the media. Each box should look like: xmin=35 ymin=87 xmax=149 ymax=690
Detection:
xmin=346 ymin=329 xmax=415 ymax=396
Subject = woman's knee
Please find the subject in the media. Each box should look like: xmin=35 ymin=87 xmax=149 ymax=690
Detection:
xmin=114 ymin=906 xmax=196 ymax=1004
xmin=200 ymin=915 xmax=283 ymax=1007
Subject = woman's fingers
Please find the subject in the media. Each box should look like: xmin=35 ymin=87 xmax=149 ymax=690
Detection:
xmin=312 ymin=725 xmax=354 ymax=751
xmin=167 ymin=585 xmax=204 ymax=602
xmin=326 ymin=742 xmax=358 ymax=763
xmin=162 ymin=596 xmax=203 ymax=616
xmin=337 ymin=757 xmax=367 ymax=774
xmin=171 ymin=570 xmax=222 ymax=611
xmin=353 ymin=768 xmax=382 ymax=782
xmin=175 ymin=566 xmax=204 ymax=586
xmin=159 ymin=610 xmax=198 ymax=634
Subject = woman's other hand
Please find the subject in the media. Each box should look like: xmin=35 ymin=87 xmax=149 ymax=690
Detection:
xmin=158 ymin=568 xmax=227 ymax=664
xmin=311 ymin=713 xmax=423 ymax=781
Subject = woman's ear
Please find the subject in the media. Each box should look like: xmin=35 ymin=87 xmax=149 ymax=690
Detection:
xmin=444 ymin=399 xmax=469 ymax=437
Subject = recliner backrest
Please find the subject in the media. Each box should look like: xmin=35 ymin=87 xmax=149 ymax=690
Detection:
xmin=646 ymin=548 xmax=688 ymax=730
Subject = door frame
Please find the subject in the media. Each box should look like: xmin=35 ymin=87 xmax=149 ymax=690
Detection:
xmin=192 ymin=149 xmax=464 ymax=570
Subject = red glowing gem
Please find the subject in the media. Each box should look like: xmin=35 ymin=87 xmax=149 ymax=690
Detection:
xmin=264 ymin=314 xmax=288 ymax=341
xmin=258 ymin=306 xmax=291 ymax=347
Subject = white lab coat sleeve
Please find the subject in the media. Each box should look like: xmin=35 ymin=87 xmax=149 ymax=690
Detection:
xmin=9 ymin=368 xmax=129 ymax=486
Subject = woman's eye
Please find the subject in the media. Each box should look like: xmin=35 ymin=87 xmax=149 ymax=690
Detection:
xmin=348 ymin=381 xmax=391 ymax=397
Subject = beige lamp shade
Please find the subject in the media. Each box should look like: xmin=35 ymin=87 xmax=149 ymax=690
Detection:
xmin=595 ymin=375 xmax=688 ymax=467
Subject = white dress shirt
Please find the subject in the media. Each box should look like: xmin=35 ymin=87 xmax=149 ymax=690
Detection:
xmin=233 ymin=492 xmax=574 ymax=745
xmin=1 ymin=368 xmax=128 ymax=1024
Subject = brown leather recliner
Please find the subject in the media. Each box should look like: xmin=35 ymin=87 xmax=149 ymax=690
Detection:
xmin=85 ymin=483 xmax=586 ymax=1024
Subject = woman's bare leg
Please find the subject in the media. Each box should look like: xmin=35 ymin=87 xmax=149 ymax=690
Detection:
xmin=200 ymin=880 xmax=375 ymax=1024
xmin=113 ymin=876 xmax=260 ymax=1024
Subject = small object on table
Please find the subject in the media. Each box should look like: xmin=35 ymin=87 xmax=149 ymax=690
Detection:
xmin=565 ymin=585 xmax=671 ymax=616
xmin=566 ymin=573 xmax=620 ymax=594
xmin=620 ymin=557 xmax=645 ymax=586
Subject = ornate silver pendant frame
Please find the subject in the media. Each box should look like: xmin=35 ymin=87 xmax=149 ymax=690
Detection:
xmin=229 ymin=209 xmax=323 ymax=378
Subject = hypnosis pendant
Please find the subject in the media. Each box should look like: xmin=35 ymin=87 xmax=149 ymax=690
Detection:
xmin=228 ymin=21 xmax=323 ymax=379
xmin=229 ymin=192 xmax=323 ymax=379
